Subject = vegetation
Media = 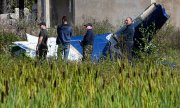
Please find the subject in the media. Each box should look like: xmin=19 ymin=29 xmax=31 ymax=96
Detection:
xmin=0 ymin=52 xmax=179 ymax=107
xmin=0 ymin=31 xmax=24 ymax=53
xmin=3 ymin=0 xmax=37 ymax=13
xmin=0 ymin=23 xmax=180 ymax=107
xmin=74 ymin=19 xmax=114 ymax=36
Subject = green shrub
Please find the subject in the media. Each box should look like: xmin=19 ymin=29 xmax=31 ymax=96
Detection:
xmin=0 ymin=31 xmax=24 ymax=53
xmin=74 ymin=19 xmax=114 ymax=36
xmin=155 ymin=25 xmax=180 ymax=51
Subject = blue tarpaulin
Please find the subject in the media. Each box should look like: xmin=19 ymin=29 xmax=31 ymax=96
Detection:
xmin=70 ymin=33 xmax=110 ymax=61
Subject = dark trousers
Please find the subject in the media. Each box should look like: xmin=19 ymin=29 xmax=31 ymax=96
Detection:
xmin=125 ymin=41 xmax=134 ymax=61
xmin=38 ymin=44 xmax=48 ymax=60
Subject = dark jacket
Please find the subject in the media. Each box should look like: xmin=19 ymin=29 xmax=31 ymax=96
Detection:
xmin=81 ymin=29 xmax=95 ymax=46
xmin=115 ymin=24 xmax=135 ymax=42
xmin=56 ymin=24 xmax=72 ymax=45
xmin=123 ymin=24 xmax=135 ymax=42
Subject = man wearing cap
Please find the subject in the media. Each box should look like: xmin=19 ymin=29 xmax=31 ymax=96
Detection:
xmin=36 ymin=22 xmax=48 ymax=60
xmin=56 ymin=16 xmax=73 ymax=60
xmin=80 ymin=23 xmax=95 ymax=61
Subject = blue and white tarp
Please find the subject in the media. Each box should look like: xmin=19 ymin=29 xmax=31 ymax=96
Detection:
xmin=12 ymin=33 xmax=110 ymax=61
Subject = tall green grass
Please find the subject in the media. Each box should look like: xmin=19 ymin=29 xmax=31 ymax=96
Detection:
xmin=0 ymin=53 xmax=179 ymax=107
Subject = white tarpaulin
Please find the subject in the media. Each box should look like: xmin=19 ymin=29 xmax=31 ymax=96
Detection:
xmin=12 ymin=33 xmax=83 ymax=61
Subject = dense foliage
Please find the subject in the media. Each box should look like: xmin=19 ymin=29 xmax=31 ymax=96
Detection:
xmin=0 ymin=54 xmax=179 ymax=107
xmin=0 ymin=31 xmax=24 ymax=53
xmin=4 ymin=0 xmax=37 ymax=13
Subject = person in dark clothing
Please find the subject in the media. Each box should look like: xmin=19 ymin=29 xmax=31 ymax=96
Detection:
xmin=116 ymin=17 xmax=135 ymax=61
xmin=56 ymin=16 xmax=72 ymax=60
xmin=36 ymin=22 xmax=48 ymax=60
xmin=80 ymin=23 xmax=95 ymax=61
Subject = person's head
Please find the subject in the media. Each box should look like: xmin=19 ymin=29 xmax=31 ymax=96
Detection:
xmin=39 ymin=22 xmax=46 ymax=29
xmin=62 ymin=16 xmax=68 ymax=24
xmin=84 ymin=23 xmax=93 ymax=30
xmin=125 ymin=17 xmax=133 ymax=25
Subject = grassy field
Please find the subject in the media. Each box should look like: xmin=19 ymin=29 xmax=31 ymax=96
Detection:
xmin=0 ymin=52 xmax=179 ymax=107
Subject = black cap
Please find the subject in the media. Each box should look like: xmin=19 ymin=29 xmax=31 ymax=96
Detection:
xmin=84 ymin=23 xmax=92 ymax=27
xmin=39 ymin=22 xmax=46 ymax=26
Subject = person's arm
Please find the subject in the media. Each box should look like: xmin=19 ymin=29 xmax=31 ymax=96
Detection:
xmin=36 ymin=31 xmax=44 ymax=50
xmin=38 ymin=36 xmax=43 ymax=45
xmin=70 ymin=28 xmax=72 ymax=37
xmin=81 ymin=31 xmax=89 ymax=46
xmin=36 ymin=36 xmax=43 ymax=50
xmin=57 ymin=26 xmax=60 ymax=36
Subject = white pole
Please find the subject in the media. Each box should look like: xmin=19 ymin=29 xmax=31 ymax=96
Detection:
xmin=45 ymin=0 xmax=50 ymax=28
xmin=37 ymin=0 xmax=42 ymax=21
xmin=151 ymin=0 xmax=156 ymax=4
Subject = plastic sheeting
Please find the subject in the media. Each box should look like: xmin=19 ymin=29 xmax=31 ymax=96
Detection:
xmin=12 ymin=33 xmax=110 ymax=61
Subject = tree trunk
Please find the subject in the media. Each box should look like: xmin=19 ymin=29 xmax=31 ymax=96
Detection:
xmin=2 ymin=0 xmax=7 ymax=13
xmin=19 ymin=0 xmax=24 ymax=19
xmin=0 ymin=0 xmax=2 ymax=14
